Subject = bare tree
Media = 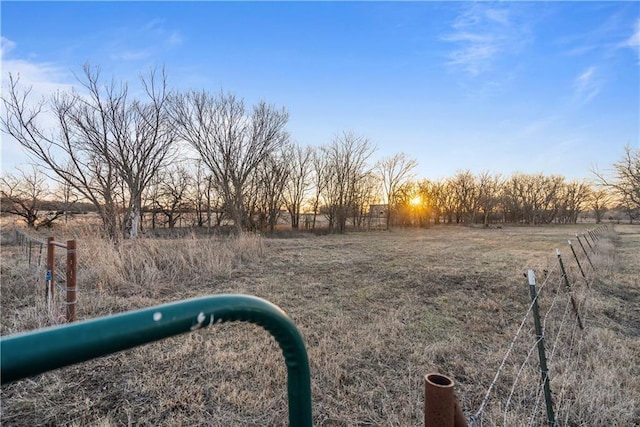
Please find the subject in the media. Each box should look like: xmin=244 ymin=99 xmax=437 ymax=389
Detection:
xmin=349 ymin=170 xmax=378 ymax=229
xmin=251 ymin=148 xmax=291 ymax=232
xmin=502 ymin=173 xmax=526 ymax=223
xmin=53 ymin=160 xmax=80 ymax=224
xmin=392 ymin=181 xmax=418 ymax=226
xmin=558 ymin=180 xmax=590 ymax=224
xmin=0 ymin=166 xmax=63 ymax=229
xmin=283 ymin=143 xmax=313 ymax=229
xmin=106 ymin=68 xmax=176 ymax=238
xmin=309 ymin=147 xmax=330 ymax=230
xmin=154 ymin=165 xmax=192 ymax=229
xmin=189 ymin=159 xmax=215 ymax=228
xmin=502 ymin=173 xmax=565 ymax=224
xmin=538 ymin=175 xmax=565 ymax=224
xmin=476 ymin=171 xmax=502 ymax=226
xmin=451 ymin=170 xmax=479 ymax=224
xmin=416 ymin=179 xmax=444 ymax=225
xmin=592 ymin=145 xmax=640 ymax=223
xmin=1 ymin=66 xmax=175 ymax=240
xmin=170 ymin=91 xmax=289 ymax=234
xmin=145 ymin=173 xmax=162 ymax=230
xmin=588 ymin=187 xmax=612 ymax=224
xmin=440 ymin=179 xmax=458 ymax=224
xmin=322 ymin=132 xmax=376 ymax=233
xmin=376 ymin=153 xmax=417 ymax=229
xmin=2 ymin=71 xmax=119 ymax=239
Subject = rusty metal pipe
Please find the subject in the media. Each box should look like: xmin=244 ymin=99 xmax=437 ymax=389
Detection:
xmin=66 ymin=240 xmax=77 ymax=322
xmin=424 ymin=373 xmax=466 ymax=427
xmin=51 ymin=241 xmax=68 ymax=249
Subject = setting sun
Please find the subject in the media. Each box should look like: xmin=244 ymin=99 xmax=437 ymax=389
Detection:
xmin=410 ymin=195 xmax=422 ymax=206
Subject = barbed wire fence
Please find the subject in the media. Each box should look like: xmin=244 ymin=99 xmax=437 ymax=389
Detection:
xmin=469 ymin=224 xmax=609 ymax=426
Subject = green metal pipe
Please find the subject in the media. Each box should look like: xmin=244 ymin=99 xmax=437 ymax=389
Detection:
xmin=1 ymin=294 xmax=312 ymax=427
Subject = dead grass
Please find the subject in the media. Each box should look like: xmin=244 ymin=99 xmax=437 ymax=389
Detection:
xmin=1 ymin=223 xmax=638 ymax=426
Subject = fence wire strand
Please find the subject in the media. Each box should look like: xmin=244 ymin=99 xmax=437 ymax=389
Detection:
xmin=472 ymin=226 xmax=607 ymax=427
xmin=469 ymin=258 xmax=560 ymax=426
xmin=470 ymin=227 xmax=608 ymax=427
xmin=527 ymin=382 xmax=546 ymax=427
xmin=503 ymin=335 xmax=543 ymax=425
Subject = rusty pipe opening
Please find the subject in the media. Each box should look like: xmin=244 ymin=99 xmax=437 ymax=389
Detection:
xmin=424 ymin=373 xmax=467 ymax=427
xmin=426 ymin=373 xmax=453 ymax=387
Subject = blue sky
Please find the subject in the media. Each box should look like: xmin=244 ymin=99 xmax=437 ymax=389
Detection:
xmin=1 ymin=1 xmax=639 ymax=181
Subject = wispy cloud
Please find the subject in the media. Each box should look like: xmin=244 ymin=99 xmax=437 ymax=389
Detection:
xmin=1 ymin=36 xmax=16 ymax=58
xmin=559 ymin=7 xmax=638 ymax=61
xmin=516 ymin=115 xmax=560 ymax=140
xmin=620 ymin=18 xmax=639 ymax=63
xmin=168 ymin=31 xmax=183 ymax=47
xmin=142 ymin=18 xmax=184 ymax=48
xmin=442 ymin=4 xmax=532 ymax=76
xmin=625 ymin=19 xmax=640 ymax=48
xmin=574 ymin=66 xmax=602 ymax=104
xmin=106 ymin=18 xmax=184 ymax=63
xmin=110 ymin=49 xmax=152 ymax=62
xmin=2 ymin=59 xmax=75 ymax=96
xmin=144 ymin=18 xmax=165 ymax=32
xmin=1 ymin=40 xmax=78 ymax=172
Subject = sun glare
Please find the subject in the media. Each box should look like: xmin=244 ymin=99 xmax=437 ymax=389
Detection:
xmin=410 ymin=195 xmax=422 ymax=206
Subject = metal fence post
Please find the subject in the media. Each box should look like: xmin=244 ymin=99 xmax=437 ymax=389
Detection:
xmin=38 ymin=242 xmax=44 ymax=268
xmin=556 ymin=249 xmax=583 ymax=330
xmin=582 ymin=232 xmax=595 ymax=254
xmin=527 ymin=270 xmax=557 ymax=427
xmin=568 ymin=240 xmax=588 ymax=285
xmin=575 ymin=235 xmax=595 ymax=269
xmin=66 ymin=240 xmax=77 ymax=322
xmin=46 ymin=237 xmax=56 ymax=308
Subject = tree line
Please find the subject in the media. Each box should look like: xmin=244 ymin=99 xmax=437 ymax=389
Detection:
xmin=2 ymin=65 xmax=639 ymax=238
xmin=391 ymin=171 xmax=623 ymax=227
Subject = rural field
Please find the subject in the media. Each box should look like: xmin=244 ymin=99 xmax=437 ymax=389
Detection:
xmin=1 ymin=223 xmax=638 ymax=426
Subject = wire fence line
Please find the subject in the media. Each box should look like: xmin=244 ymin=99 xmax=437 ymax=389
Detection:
xmin=14 ymin=229 xmax=47 ymax=269
xmin=470 ymin=257 xmax=560 ymax=425
xmin=11 ymin=228 xmax=77 ymax=322
xmin=469 ymin=224 xmax=610 ymax=427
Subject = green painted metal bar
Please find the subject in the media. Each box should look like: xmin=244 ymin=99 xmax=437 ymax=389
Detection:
xmin=1 ymin=294 xmax=312 ymax=427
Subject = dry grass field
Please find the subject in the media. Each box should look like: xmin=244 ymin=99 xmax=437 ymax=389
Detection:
xmin=1 ymin=223 xmax=638 ymax=426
